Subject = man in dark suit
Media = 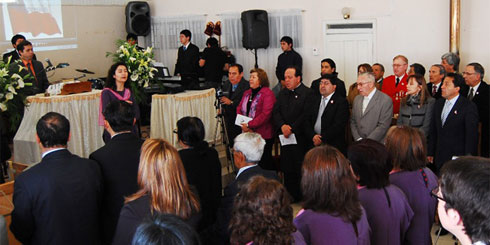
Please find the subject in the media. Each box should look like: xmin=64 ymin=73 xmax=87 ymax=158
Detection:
xmin=428 ymin=73 xmax=479 ymax=173
xmin=275 ymin=36 xmax=302 ymax=85
xmin=305 ymin=74 xmax=349 ymax=154
xmin=220 ymin=64 xmax=249 ymax=142
xmin=309 ymin=58 xmax=346 ymax=97
xmin=10 ymin=112 xmax=102 ymax=244
xmin=216 ymin=132 xmax=278 ymax=244
xmin=175 ymin=29 xmax=200 ymax=90
xmin=351 ymin=72 xmax=393 ymax=143
xmin=2 ymin=34 xmax=37 ymax=63
xmin=463 ymin=63 xmax=489 ymax=157
xmin=373 ymin=63 xmax=385 ymax=90
xmin=9 ymin=40 xmax=49 ymax=95
xmin=89 ymin=100 xmax=143 ymax=244
xmin=273 ymin=66 xmax=313 ymax=202
xmin=428 ymin=64 xmax=446 ymax=100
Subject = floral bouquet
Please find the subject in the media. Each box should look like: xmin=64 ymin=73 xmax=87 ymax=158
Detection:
xmin=106 ymin=39 xmax=158 ymax=103
xmin=0 ymin=56 xmax=33 ymax=132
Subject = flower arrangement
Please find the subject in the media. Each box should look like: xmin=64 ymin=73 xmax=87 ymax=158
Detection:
xmin=0 ymin=56 xmax=33 ymax=132
xmin=106 ymin=39 xmax=158 ymax=103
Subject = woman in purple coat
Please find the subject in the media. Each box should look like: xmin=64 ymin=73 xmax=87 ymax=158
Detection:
xmin=294 ymin=145 xmax=371 ymax=245
xmin=386 ymin=126 xmax=438 ymax=245
xmin=348 ymin=139 xmax=414 ymax=245
xmin=236 ymin=68 xmax=276 ymax=170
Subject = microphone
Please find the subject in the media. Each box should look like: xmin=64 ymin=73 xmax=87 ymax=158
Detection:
xmin=45 ymin=58 xmax=54 ymax=71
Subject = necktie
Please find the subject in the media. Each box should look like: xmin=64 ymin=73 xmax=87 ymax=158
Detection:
xmin=432 ymin=84 xmax=437 ymax=96
xmin=314 ymin=98 xmax=326 ymax=134
xmin=441 ymin=100 xmax=451 ymax=126
xmin=27 ymin=61 xmax=38 ymax=85
xmin=183 ymin=46 xmax=187 ymax=51
xmin=468 ymin=87 xmax=474 ymax=100
xmin=396 ymin=77 xmax=400 ymax=87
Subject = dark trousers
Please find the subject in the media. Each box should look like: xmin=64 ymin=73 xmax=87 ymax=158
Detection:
xmin=284 ymin=171 xmax=302 ymax=202
xmin=258 ymin=138 xmax=275 ymax=171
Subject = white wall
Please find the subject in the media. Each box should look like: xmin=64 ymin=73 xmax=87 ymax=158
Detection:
xmin=150 ymin=0 xmax=489 ymax=87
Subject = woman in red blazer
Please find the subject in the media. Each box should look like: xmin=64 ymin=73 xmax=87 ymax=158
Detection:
xmin=237 ymin=68 xmax=276 ymax=170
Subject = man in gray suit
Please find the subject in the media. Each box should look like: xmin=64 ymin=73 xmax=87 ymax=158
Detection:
xmin=350 ymin=72 xmax=393 ymax=142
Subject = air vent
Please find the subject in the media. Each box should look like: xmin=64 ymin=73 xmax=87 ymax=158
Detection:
xmin=327 ymin=23 xmax=373 ymax=29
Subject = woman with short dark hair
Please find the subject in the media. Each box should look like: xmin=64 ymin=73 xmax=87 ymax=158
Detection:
xmin=229 ymin=176 xmax=304 ymax=245
xmin=348 ymin=139 xmax=413 ymax=245
xmin=386 ymin=125 xmax=438 ymax=245
xmin=294 ymin=145 xmax=370 ymax=244
xmin=176 ymin=116 xmax=221 ymax=232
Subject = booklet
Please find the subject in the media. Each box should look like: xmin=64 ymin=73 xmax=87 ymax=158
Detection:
xmin=235 ymin=114 xmax=253 ymax=126
xmin=279 ymin=133 xmax=297 ymax=146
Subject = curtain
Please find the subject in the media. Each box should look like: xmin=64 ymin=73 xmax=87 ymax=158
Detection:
xmin=150 ymin=15 xmax=207 ymax=73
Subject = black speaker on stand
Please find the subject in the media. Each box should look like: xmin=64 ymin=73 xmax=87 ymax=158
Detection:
xmin=241 ymin=10 xmax=269 ymax=68
xmin=126 ymin=1 xmax=151 ymax=36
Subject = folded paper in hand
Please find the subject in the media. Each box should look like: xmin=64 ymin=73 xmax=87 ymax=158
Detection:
xmin=235 ymin=114 xmax=253 ymax=126
xmin=279 ymin=133 xmax=297 ymax=146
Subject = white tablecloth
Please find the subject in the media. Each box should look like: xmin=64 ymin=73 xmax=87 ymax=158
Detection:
xmin=13 ymin=90 xmax=104 ymax=165
xmin=150 ymin=88 xmax=218 ymax=146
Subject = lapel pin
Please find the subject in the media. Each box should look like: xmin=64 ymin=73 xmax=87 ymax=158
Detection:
xmin=454 ymin=110 xmax=458 ymax=114
xmin=295 ymin=95 xmax=298 ymax=99
xmin=330 ymin=100 xmax=334 ymax=104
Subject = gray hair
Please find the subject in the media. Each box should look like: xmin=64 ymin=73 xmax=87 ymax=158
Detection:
xmin=441 ymin=52 xmax=460 ymax=71
xmin=432 ymin=64 xmax=446 ymax=76
xmin=233 ymin=132 xmax=265 ymax=163
xmin=358 ymin=72 xmax=375 ymax=84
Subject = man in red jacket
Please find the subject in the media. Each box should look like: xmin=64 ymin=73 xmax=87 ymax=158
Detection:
xmin=381 ymin=55 xmax=408 ymax=114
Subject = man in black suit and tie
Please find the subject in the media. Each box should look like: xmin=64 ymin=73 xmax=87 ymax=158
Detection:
xmin=10 ymin=112 xmax=102 ymax=244
xmin=220 ymin=64 xmax=250 ymax=142
xmin=2 ymin=34 xmax=37 ymax=63
xmin=428 ymin=64 xmax=446 ymax=100
xmin=273 ymin=65 xmax=313 ymax=202
xmin=428 ymin=73 xmax=479 ymax=173
xmin=89 ymin=100 xmax=144 ymax=244
xmin=175 ymin=29 xmax=200 ymax=90
xmin=215 ymin=132 xmax=278 ymax=244
xmin=305 ymin=74 xmax=349 ymax=154
xmin=373 ymin=63 xmax=385 ymax=90
xmin=463 ymin=63 xmax=489 ymax=157
xmin=9 ymin=40 xmax=49 ymax=95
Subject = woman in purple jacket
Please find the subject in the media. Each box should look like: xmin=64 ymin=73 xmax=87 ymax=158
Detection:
xmin=348 ymin=139 xmax=414 ymax=245
xmin=386 ymin=125 xmax=438 ymax=245
xmin=236 ymin=68 xmax=276 ymax=170
xmin=294 ymin=145 xmax=371 ymax=245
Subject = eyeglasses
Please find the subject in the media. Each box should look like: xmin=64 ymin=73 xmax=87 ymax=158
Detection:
xmin=430 ymin=186 xmax=446 ymax=202
xmin=357 ymin=82 xmax=370 ymax=87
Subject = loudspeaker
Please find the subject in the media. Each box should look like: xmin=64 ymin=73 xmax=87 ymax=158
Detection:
xmin=126 ymin=1 xmax=151 ymax=36
xmin=241 ymin=10 xmax=269 ymax=49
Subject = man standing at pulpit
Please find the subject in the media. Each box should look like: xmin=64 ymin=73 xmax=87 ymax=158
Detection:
xmin=10 ymin=40 xmax=49 ymax=95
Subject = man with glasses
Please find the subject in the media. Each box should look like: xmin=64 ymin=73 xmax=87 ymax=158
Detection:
xmin=428 ymin=64 xmax=446 ymax=100
xmin=431 ymin=156 xmax=490 ymax=245
xmin=351 ymin=72 xmax=393 ymax=143
xmin=463 ymin=63 xmax=489 ymax=157
xmin=381 ymin=55 xmax=409 ymax=114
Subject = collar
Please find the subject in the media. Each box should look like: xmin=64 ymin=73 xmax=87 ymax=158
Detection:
xmin=42 ymin=148 xmax=66 ymax=158
xmin=469 ymin=81 xmax=481 ymax=94
xmin=433 ymin=82 xmax=442 ymax=89
xmin=446 ymin=94 xmax=460 ymax=105
xmin=183 ymin=42 xmax=190 ymax=49
xmin=111 ymin=131 xmax=132 ymax=139
xmin=236 ymin=164 xmax=257 ymax=179
xmin=396 ymin=74 xmax=406 ymax=82
xmin=364 ymin=88 xmax=376 ymax=100
xmin=22 ymin=59 xmax=31 ymax=66
xmin=322 ymin=92 xmax=335 ymax=103
xmin=377 ymin=78 xmax=383 ymax=83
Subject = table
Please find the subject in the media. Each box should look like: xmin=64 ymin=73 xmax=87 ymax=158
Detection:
xmin=13 ymin=90 xmax=104 ymax=165
xmin=150 ymin=88 xmax=218 ymax=146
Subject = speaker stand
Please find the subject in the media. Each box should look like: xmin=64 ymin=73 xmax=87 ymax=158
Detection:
xmin=254 ymin=49 xmax=259 ymax=68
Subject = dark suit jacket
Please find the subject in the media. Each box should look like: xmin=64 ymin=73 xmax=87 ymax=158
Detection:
xmin=179 ymin=142 xmax=222 ymax=230
xmin=174 ymin=43 xmax=200 ymax=76
xmin=10 ymin=149 xmax=102 ymax=245
xmin=216 ymin=165 xmax=278 ymax=244
xmin=304 ymin=92 xmax=349 ymax=154
xmin=2 ymin=50 xmax=36 ymax=63
xmin=221 ymin=78 xmax=249 ymax=141
xmin=89 ymin=133 xmax=143 ymax=244
xmin=427 ymin=82 xmax=442 ymax=100
xmin=428 ymin=96 xmax=479 ymax=170
xmin=468 ymin=81 xmax=489 ymax=157
xmin=310 ymin=74 xmax=347 ymax=98
xmin=9 ymin=59 xmax=49 ymax=95
xmin=273 ymin=83 xmax=313 ymax=172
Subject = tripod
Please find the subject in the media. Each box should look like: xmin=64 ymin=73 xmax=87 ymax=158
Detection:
xmin=212 ymin=101 xmax=236 ymax=175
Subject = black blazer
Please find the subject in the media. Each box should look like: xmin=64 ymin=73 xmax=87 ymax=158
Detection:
xmin=89 ymin=133 xmax=144 ymax=244
xmin=174 ymin=43 xmax=200 ymax=76
xmin=9 ymin=59 xmax=49 ymax=95
xmin=304 ymin=92 xmax=350 ymax=154
xmin=469 ymin=81 xmax=489 ymax=157
xmin=428 ymin=96 xmax=479 ymax=170
xmin=427 ymin=82 xmax=442 ymax=100
xmin=179 ymin=142 xmax=222 ymax=230
xmin=216 ymin=165 xmax=278 ymax=244
xmin=10 ymin=149 xmax=102 ymax=245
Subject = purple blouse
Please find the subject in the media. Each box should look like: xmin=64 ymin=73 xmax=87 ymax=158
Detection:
xmin=389 ymin=168 xmax=438 ymax=245
xmin=294 ymin=208 xmax=371 ymax=245
xmin=358 ymin=185 xmax=414 ymax=245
